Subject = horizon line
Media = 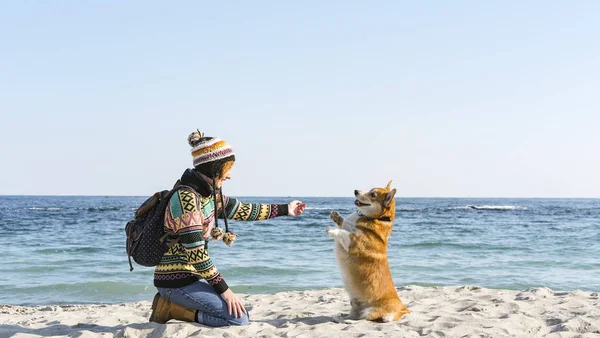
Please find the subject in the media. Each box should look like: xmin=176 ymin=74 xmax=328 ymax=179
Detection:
xmin=1 ymin=194 xmax=598 ymax=199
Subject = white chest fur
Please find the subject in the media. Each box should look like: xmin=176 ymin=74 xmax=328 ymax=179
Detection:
xmin=333 ymin=211 xmax=361 ymax=296
xmin=340 ymin=212 xmax=360 ymax=232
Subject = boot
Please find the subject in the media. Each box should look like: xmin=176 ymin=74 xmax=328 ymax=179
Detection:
xmin=149 ymin=292 xmax=197 ymax=324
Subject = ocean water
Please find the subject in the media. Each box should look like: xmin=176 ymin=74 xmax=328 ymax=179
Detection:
xmin=0 ymin=196 xmax=598 ymax=306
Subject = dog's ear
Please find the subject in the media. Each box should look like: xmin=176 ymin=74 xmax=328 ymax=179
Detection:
xmin=385 ymin=180 xmax=393 ymax=191
xmin=384 ymin=188 xmax=396 ymax=207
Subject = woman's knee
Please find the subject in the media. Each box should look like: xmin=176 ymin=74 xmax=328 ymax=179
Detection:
xmin=228 ymin=312 xmax=250 ymax=326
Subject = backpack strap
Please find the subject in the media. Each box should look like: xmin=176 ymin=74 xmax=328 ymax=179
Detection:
xmin=157 ymin=181 xmax=197 ymax=246
xmin=135 ymin=192 xmax=162 ymax=219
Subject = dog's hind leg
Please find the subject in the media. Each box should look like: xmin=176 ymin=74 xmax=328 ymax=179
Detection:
xmin=329 ymin=210 xmax=344 ymax=228
xmin=348 ymin=298 xmax=365 ymax=320
xmin=365 ymin=302 xmax=410 ymax=322
xmin=365 ymin=308 xmax=386 ymax=322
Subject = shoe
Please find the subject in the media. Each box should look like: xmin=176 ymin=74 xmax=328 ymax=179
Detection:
xmin=149 ymin=292 xmax=196 ymax=324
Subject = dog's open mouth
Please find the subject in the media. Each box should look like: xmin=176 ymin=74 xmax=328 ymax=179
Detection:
xmin=354 ymin=199 xmax=370 ymax=207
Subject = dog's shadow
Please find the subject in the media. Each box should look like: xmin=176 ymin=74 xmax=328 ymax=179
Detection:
xmin=254 ymin=315 xmax=358 ymax=327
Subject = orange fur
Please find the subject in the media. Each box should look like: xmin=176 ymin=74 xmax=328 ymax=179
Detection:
xmin=327 ymin=181 xmax=410 ymax=322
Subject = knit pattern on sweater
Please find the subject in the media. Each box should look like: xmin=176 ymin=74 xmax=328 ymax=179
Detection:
xmin=153 ymin=187 xmax=282 ymax=293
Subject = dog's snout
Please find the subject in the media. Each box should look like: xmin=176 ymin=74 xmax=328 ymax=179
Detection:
xmin=354 ymin=190 xmax=359 ymax=196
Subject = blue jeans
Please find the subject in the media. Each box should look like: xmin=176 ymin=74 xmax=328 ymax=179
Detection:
xmin=157 ymin=280 xmax=250 ymax=327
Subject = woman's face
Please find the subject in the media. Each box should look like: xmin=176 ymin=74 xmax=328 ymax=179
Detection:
xmin=215 ymin=166 xmax=232 ymax=188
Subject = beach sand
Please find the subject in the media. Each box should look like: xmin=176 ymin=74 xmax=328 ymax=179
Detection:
xmin=1 ymin=285 xmax=599 ymax=338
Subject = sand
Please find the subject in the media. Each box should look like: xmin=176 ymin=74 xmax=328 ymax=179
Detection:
xmin=1 ymin=285 xmax=599 ymax=338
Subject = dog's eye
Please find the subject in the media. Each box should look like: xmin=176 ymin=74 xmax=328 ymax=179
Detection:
xmin=371 ymin=192 xmax=376 ymax=197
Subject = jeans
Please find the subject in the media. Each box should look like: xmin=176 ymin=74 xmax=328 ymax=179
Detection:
xmin=157 ymin=280 xmax=250 ymax=327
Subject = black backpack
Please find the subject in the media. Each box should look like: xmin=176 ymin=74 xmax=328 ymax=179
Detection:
xmin=125 ymin=182 xmax=191 ymax=271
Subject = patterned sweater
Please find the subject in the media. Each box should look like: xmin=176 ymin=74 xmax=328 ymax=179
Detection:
xmin=153 ymin=169 xmax=289 ymax=293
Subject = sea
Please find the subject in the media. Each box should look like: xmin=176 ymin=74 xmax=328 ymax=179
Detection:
xmin=0 ymin=196 xmax=598 ymax=306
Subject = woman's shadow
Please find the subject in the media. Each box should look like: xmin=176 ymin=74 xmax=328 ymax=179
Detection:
xmin=0 ymin=322 xmax=169 ymax=337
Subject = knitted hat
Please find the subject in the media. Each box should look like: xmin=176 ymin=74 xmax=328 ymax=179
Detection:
xmin=188 ymin=130 xmax=235 ymax=178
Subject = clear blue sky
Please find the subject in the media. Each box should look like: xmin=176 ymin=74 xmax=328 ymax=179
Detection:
xmin=1 ymin=1 xmax=598 ymax=197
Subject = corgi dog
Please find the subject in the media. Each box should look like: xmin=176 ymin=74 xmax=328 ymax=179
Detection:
xmin=326 ymin=181 xmax=410 ymax=322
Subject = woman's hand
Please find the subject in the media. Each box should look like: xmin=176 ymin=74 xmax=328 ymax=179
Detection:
xmin=287 ymin=200 xmax=307 ymax=216
xmin=220 ymin=288 xmax=246 ymax=318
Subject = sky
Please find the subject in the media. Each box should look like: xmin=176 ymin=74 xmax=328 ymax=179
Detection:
xmin=1 ymin=1 xmax=599 ymax=198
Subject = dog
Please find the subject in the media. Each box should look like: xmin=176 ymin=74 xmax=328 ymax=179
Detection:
xmin=326 ymin=180 xmax=410 ymax=322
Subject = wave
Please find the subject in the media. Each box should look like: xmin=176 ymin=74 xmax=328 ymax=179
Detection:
xmin=7 ymin=265 xmax=65 ymax=273
xmin=450 ymin=205 xmax=528 ymax=211
xmin=27 ymin=207 xmax=63 ymax=211
xmin=220 ymin=265 xmax=319 ymax=276
xmin=398 ymin=208 xmax=422 ymax=212
xmin=7 ymin=281 xmax=153 ymax=305
xmin=34 ymin=247 xmax=105 ymax=254
xmin=402 ymin=241 xmax=483 ymax=250
xmin=232 ymin=284 xmax=316 ymax=295
xmin=27 ymin=207 xmax=123 ymax=212
xmin=78 ymin=207 xmax=122 ymax=212
xmin=306 ymin=207 xmax=355 ymax=212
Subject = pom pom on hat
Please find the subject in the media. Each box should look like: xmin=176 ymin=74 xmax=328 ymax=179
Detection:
xmin=211 ymin=227 xmax=225 ymax=241
xmin=188 ymin=130 xmax=204 ymax=147
xmin=223 ymin=232 xmax=237 ymax=246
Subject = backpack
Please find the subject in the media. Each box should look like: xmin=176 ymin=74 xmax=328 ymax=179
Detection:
xmin=125 ymin=181 xmax=191 ymax=271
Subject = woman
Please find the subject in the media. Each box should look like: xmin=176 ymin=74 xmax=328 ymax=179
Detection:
xmin=149 ymin=130 xmax=307 ymax=327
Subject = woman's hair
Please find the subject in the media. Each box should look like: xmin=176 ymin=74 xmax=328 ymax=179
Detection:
xmin=195 ymin=160 xmax=234 ymax=180
xmin=219 ymin=160 xmax=235 ymax=179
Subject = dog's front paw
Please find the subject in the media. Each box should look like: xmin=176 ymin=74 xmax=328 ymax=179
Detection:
xmin=330 ymin=210 xmax=343 ymax=226
xmin=325 ymin=226 xmax=333 ymax=237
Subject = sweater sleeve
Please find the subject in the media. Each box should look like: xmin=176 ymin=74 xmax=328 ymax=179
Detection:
xmin=165 ymin=188 xmax=229 ymax=294
xmin=218 ymin=195 xmax=289 ymax=221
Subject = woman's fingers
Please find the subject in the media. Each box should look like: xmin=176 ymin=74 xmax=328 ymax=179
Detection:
xmin=234 ymin=299 xmax=246 ymax=318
